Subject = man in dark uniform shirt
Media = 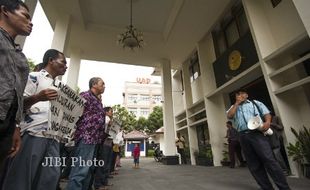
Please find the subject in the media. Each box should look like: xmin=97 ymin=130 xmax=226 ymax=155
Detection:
xmin=226 ymin=121 xmax=245 ymax=168
xmin=0 ymin=0 xmax=32 ymax=172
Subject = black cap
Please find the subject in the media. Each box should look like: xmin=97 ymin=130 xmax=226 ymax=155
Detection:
xmin=234 ymin=88 xmax=247 ymax=95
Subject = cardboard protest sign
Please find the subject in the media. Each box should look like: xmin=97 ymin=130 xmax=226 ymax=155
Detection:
xmin=114 ymin=131 xmax=124 ymax=145
xmin=109 ymin=118 xmax=121 ymax=139
xmin=104 ymin=116 xmax=112 ymax=134
xmin=43 ymin=81 xmax=85 ymax=143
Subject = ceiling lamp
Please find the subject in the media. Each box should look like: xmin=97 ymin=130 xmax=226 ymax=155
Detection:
xmin=117 ymin=0 xmax=144 ymax=50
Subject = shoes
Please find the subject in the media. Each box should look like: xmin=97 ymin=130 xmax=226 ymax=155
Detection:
xmin=107 ymin=175 xmax=114 ymax=178
xmin=240 ymin=162 xmax=247 ymax=167
xmin=230 ymin=166 xmax=235 ymax=168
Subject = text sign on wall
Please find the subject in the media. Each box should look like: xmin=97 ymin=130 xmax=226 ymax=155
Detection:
xmin=136 ymin=77 xmax=151 ymax=84
xmin=43 ymin=81 xmax=85 ymax=143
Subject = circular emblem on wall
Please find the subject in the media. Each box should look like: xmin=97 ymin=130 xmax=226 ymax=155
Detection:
xmin=228 ymin=50 xmax=242 ymax=70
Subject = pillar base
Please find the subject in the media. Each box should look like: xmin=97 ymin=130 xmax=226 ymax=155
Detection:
xmin=162 ymin=155 xmax=179 ymax=165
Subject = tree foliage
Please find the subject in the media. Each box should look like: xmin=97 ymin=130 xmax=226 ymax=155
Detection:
xmin=27 ymin=59 xmax=36 ymax=72
xmin=146 ymin=106 xmax=163 ymax=134
xmin=111 ymin=105 xmax=163 ymax=134
xmin=136 ymin=117 xmax=149 ymax=132
xmin=112 ymin=104 xmax=137 ymax=132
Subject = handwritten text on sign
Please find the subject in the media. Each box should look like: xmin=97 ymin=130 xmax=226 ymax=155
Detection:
xmin=44 ymin=82 xmax=85 ymax=143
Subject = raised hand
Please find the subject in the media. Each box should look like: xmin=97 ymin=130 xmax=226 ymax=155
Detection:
xmin=36 ymin=88 xmax=58 ymax=101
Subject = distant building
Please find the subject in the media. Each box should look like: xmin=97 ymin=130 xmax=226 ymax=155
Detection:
xmin=123 ymin=130 xmax=149 ymax=157
xmin=123 ymin=78 xmax=162 ymax=118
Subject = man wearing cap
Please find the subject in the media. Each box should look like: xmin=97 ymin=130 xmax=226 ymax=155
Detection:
xmin=227 ymin=89 xmax=290 ymax=190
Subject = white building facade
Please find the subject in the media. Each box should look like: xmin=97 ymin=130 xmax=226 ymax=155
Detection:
xmin=171 ymin=0 xmax=310 ymax=177
xmin=123 ymin=78 xmax=162 ymax=118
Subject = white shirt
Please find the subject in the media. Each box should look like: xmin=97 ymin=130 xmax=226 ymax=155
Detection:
xmin=20 ymin=70 xmax=57 ymax=137
xmin=176 ymin=136 xmax=185 ymax=149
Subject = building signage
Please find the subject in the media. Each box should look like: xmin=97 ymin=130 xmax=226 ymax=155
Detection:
xmin=136 ymin=77 xmax=151 ymax=84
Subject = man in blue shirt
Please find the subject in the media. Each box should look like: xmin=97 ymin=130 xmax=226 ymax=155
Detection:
xmin=227 ymin=89 xmax=290 ymax=190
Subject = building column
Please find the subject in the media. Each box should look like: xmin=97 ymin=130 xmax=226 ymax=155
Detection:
xmin=161 ymin=59 xmax=177 ymax=157
xmin=66 ymin=49 xmax=81 ymax=90
xmin=51 ymin=13 xmax=71 ymax=52
xmin=51 ymin=13 xmax=71 ymax=81
xmin=181 ymin=61 xmax=198 ymax=165
xmin=16 ymin=0 xmax=38 ymax=48
xmin=197 ymin=35 xmax=227 ymax=166
xmin=292 ymin=0 xmax=310 ymax=37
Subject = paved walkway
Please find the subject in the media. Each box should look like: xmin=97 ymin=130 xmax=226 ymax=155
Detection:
xmin=107 ymin=157 xmax=310 ymax=190
xmin=61 ymin=157 xmax=310 ymax=190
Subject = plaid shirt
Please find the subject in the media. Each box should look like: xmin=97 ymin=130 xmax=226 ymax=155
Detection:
xmin=0 ymin=27 xmax=29 ymax=122
xmin=74 ymin=91 xmax=105 ymax=144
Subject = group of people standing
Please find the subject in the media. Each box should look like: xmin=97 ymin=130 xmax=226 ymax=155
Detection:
xmin=0 ymin=1 xmax=122 ymax=190
xmin=0 ymin=1 xmax=293 ymax=190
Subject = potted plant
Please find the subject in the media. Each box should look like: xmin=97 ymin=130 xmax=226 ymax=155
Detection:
xmin=221 ymin=143 xmax=230 ymax=166
xmin=184 ymin=147 xmax=191 ymax=164
xmin=287 ymin=126 xmax=310 ymax=178
xmin=205 ymin=145 xmax=214 ymax=166
xmin=194 ymin=145 xmax=213 ymax=166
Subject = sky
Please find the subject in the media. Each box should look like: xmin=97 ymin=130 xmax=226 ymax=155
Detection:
xmin=23 ymin=2 xmax=161 ymax=106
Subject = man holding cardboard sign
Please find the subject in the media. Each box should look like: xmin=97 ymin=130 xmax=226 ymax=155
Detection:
xmin=2 ymin=49 xmax=77 ymax=190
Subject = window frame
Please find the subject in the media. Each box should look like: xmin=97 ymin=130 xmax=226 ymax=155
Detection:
xmin=212 ymin=4 xmax=249 ymax=58
xmin=189 ymin=52 xmax=201 ymax=83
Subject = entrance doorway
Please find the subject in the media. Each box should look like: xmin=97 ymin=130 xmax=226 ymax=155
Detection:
xmin=229 ymin=77 xmax=274 ymax=113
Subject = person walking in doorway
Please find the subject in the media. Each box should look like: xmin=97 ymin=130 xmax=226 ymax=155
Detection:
xmin=176 ymin=133 xmax=187 ymax=164
xmin=269 ymin=113 xmax=290 ymax=175
xmin=226 ymin=121 xmax=246 ymax=168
